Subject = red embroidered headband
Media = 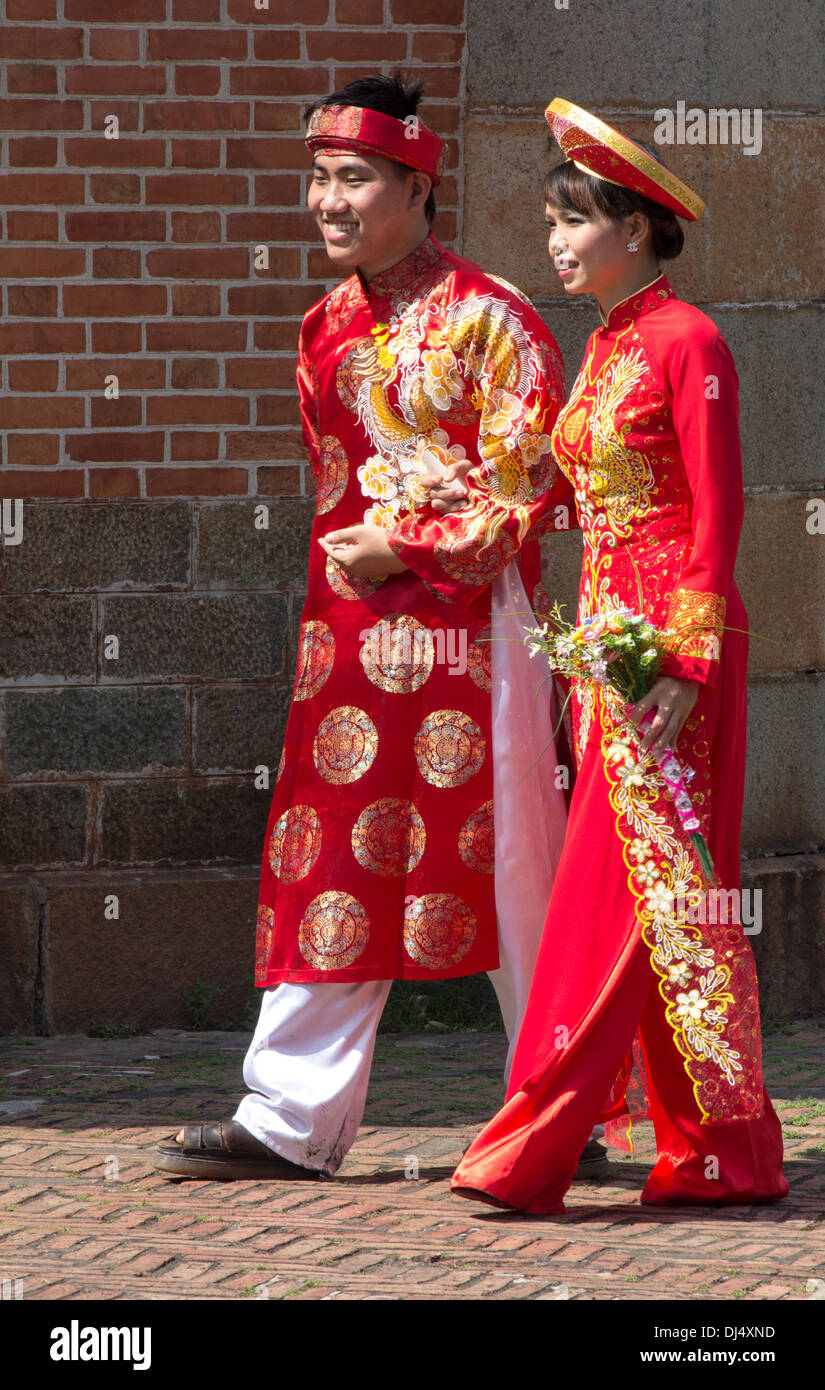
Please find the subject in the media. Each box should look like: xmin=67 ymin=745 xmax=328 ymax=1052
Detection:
xmin=545 ymin=97 xmax=706 ymax=221
xmin=305 ymin=104 xmax=446 ymax=186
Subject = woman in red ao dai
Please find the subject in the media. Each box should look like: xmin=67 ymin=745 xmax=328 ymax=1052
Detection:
xmin=450 ymin=101 xmax=788 ymax=1214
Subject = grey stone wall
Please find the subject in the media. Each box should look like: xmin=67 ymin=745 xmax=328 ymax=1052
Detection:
xmin=0 ymin=499 xmax=311 ymax=1032
xmin=464 ymin=0 xmax=825 ymax=1015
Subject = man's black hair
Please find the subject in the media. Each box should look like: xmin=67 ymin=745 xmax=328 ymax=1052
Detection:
xmin=304 ymin=72 xmax=436 ymax=223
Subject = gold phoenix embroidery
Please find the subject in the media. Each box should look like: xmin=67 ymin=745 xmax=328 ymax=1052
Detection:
xmin=553 ymin=341 xmax=655 ymax=556
xmin=599 ymin=692 xmax=762 ymax=1123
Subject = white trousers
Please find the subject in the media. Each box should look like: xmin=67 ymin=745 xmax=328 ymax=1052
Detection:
xmin=234 ymin=563 xmax=569 ymax=1174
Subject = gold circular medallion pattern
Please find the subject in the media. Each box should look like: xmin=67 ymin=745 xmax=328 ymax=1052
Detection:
xmin=298 ymin=890 xmax=369 ymax=970
xmin=359 ymin=613 xmax=434 ymax=693
xmin=313 ymin=705 xmax=378 ymax=784
xmin=414 ymin=709 xmax=486 ymax=787
xmin=467 ymin=624 xmax=492 ymax=691
xmin=294 ymin=620 xmax=335 ymax=701
xmin=267 ymin=804 xmax=322 ymax=883
xmin=317 ymin=435 xmax=349 ymax=515
xmin=532 ymin=581 xmax=555 ymax=626
xmin=434 ymin=529 xmax=515 ymax=585
xmin=403 ymin=893 xmax=477 ymax=969
xmin=562 ymin=403 xmax=587 ymax=445
xmin=254 ymin=904 xmax=275 ymax=982
xmin=325 ymin=554 xmax=386 ymax=601
xmin=458 ymin=800 xmax=494 ymax=873
xmin=351 ymin=797 xmax=426 ymax=876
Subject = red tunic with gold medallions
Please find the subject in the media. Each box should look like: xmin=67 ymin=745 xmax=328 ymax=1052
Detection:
xmin=254 ymin=233 xmax=569 ymax=984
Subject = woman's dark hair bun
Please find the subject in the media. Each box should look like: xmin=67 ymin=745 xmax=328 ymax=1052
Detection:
xmin=648 ymin=209 xmax=684 ymax=260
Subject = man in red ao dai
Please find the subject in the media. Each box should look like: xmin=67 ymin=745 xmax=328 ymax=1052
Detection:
xmin=153 ymin=75 xmax=592 ymax=1184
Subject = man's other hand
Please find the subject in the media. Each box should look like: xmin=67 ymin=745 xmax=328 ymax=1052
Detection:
xmin=317 ymin=523 xmax=409 ymax=577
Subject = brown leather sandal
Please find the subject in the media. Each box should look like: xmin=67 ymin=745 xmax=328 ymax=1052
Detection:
xmin=153 ymin=1119 xmax=328 ymax=1182
xmin=571 ymin=1139 xmax=611 ymax=1181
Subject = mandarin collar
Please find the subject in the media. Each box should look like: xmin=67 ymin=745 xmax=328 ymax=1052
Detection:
xmin=599 ymin=273 xmax=675 ymax=331
xmin=358 ymin=232 xmax=444 ymax=302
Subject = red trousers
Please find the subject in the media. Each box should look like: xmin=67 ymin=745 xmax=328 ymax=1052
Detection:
xmin=451 ymin=921 xmax=788 ymax=1214
xmin=453 ymin=616 xmax=788 ymax=1214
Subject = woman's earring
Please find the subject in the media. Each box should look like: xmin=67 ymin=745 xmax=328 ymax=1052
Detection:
xmin=627 ymin=241 xmax=638 ymax=252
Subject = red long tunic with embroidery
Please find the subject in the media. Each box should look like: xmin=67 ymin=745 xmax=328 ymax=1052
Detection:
xmin=451 ymin=275 xmax=787 ymax=1211
xmin=254 ymin=233 xmax=569 ymax=984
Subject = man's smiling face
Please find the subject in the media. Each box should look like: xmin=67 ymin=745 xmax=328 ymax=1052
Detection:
xmin=308 ymin=151 xmax=428 ymax=280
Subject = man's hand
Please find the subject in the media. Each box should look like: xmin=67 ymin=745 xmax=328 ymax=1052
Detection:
xmin=420 ymin=459 xmax=474 ymax=515
xmin=317 ymin=523 xmax=408 ymax=577
xmin=629 ymin=676 xmax=700 ymax=759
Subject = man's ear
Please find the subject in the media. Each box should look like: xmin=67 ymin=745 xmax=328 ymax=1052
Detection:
xmin=409 ymin=169 xmax=432 ymax=211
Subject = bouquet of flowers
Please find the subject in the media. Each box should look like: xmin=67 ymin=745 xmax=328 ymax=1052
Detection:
xmin=526 ymin=602 xmax=717 ymax=888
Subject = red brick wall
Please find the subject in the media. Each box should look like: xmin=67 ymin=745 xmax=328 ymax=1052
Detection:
xmin=0 ymin=0 xmax=466 ymax=502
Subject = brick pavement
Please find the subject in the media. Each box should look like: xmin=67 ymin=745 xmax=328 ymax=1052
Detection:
xmin=1 ymin=1019 xmax=824 ymax=1301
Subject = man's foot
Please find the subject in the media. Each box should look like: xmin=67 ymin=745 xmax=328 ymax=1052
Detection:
xmin=571 ymin=1138 xmax=611 ymax=1182
xmin=153 ymin=1119 xmax=328 ymax=1182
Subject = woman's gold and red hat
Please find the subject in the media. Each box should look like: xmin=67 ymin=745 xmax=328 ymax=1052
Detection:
xmin=305 ymin=104 xmax=446 ymax=186
xmin=545 ymin=97 xmax=705 ymax=221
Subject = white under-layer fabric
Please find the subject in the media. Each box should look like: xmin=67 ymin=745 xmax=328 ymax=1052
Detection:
xmin=488 ymin=558 xmax=568 ymax=1078
xmin=234 ymin=561 xmax=571 ymax=1174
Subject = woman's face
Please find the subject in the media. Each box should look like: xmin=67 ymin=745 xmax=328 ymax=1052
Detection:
xmin=545 ymin=200 xmax=636 ymax=300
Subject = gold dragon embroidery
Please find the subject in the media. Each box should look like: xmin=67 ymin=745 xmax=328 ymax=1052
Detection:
xmin=338 ymin=288 xmax=555 ymax=553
